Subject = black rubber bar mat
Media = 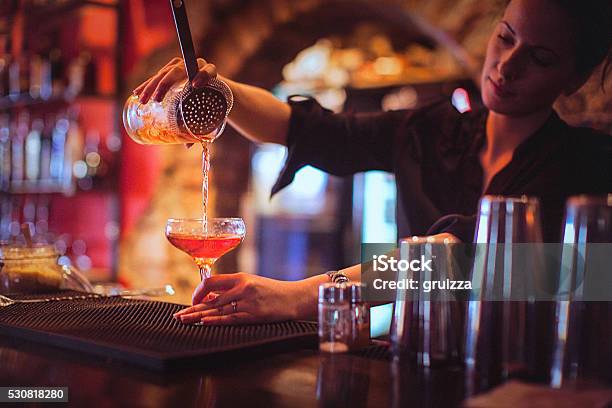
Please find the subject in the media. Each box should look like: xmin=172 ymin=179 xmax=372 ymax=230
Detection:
xmin=0 ymin=292 xmax=318 ymax=370
xmin=353 ymin=344 xmax=392 ymax=361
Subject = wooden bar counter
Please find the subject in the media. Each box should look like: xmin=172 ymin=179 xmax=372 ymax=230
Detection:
xmin=0 ymin=336 xmax=465 ymax=407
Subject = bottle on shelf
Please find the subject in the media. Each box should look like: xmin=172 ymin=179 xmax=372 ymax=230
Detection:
xmin=50 ymin=114 xmax=69 ymax=182
xmin=66 ymin=51 xmax=97 ymax=98
xmin=37 ymin=54 xmax=53 ymax=101
xmin=29 ymin=54 xmax=43 ymax=99
xmin=39 ymin=116 xmax=53 ymax=182
xmin=82 ymin=52 xmax=98 ymax=96
xmin=8 ymin=55 xmax=24 ymax=101
xmin=77 ymin=129 xmax=101 ymax=190
xmin=25 ymin=117 xmax=43 ymax=182
xmin=22 ymin=195 xmax=36 ymax=224
xmin=49 ymin=48 xmax=65 ymax=99
xmin=65 ymin=53 xmax=85 ymax=99
xmin=64 ymin=107 xmax=84 ymax=192
xmin=0 ymin=55 xmax=9 ymax=98
xmin=34 ymin=195 xmax=50 ymax=240
xmin=0 ymin=195 xmax=12 ymax=241
xmin=0 ymin=114 xmax=11 ymax=191
xmin=2 ymin=0 xmax=121 ymax=281
xmin=11 ymin=112 xmax=29 ymax=187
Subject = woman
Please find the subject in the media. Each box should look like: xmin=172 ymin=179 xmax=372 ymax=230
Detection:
xmin=134 ymin=0 xmax=611 ymax=325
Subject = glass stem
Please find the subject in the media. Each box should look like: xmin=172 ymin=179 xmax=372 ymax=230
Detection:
xmin=198 ymin=264 xmax=212 ymax=281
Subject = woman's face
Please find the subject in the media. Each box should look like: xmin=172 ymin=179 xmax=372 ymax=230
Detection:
xmin=481 ymin=0 xmax=581 ymax=116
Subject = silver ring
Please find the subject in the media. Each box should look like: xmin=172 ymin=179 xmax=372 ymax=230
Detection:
xmin=231 ymin=300 xmax=238 ymax=313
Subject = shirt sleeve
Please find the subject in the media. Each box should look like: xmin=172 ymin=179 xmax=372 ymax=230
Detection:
xmin=271 ymin=96 xmax=410 ymax=196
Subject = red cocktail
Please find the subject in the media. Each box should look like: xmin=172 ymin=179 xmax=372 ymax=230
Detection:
xmin=165 ymin=218 xmax=246 ymax=280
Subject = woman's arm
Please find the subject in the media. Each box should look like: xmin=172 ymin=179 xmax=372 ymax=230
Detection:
xmin=133 ymin=57 xmax=406 ymax=173
xmin=222 ymin=78 xmax=290 ymax=146
xmin=173 ymin=233 xmax=458 ymax=325
xmin=134 ymin=58 xmax=290 ymax=145
xmin=291 ymin=263 xmax=363 ymax=320
xmin=172 ymin=263 xmax=362 ymax=325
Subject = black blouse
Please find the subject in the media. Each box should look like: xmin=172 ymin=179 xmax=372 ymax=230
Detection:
xmin=271 ymin=97 xmax=612 ymax=242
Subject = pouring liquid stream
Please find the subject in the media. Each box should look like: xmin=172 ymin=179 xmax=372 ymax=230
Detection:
xmin=201 ymin=140 xmax=211 ymax=235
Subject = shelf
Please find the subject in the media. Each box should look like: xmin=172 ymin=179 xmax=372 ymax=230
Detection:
xmin=0 ymin=1 xmax=119 ymax=37
xmin=2 ymin=2 xmax=116 ymax=30
xmin=3 ymin=177 xmax=120 ymax=195
xmin=3 ymin=1 xmax=119 ymax=23
xmin=4 ymin=179 xmax=74 ymax=195
xmin=2 ymin=0 xmax=122 ymax=281
xmin=0 ymin=93 xmax=117 ymax=111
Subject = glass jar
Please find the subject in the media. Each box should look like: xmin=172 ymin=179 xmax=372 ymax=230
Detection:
xmin=123 ymin=80 xmax=231 ymax=145
xmin=0 ymin=243 xmax=92 ymax=295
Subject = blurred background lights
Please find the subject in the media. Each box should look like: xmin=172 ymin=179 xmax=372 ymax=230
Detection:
xmin=374 ymin=56 xmax=403 ymax=76
xmin=73 ymin=160 xmax=88 ymax=178
xmin=85 ymin=151 xmax=101 ymax=168
xmin=451 ymin=87 xmax=471 ymax=113
xmin=382 ymin=86 xmax=418 ymax=111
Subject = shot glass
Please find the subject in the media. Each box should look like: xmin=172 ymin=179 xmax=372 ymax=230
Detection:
xmin=318 ymin=283 xmax=350 ymax=353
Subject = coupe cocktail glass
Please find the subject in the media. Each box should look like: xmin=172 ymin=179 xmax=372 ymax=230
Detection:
xmin=165 ymin=218 xmax=246 ymax=281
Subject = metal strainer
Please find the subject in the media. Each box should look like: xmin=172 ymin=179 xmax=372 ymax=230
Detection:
xmin=178 ymin=78 xmax=233 ymax=137
xmin=169 ymin=0 xmax=233 ymax=140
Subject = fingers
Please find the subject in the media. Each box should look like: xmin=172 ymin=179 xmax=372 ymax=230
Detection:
xmin=133 ymin=57 xmax=182 ymax=98
xmin=151 ymin=66 xmax=186 ymax=102
xmin=191 ymin=274 xmax=243 ymax=305
xmin=139 ymin=71 xmax=167 ymax=104
xmin=179 ymin=301 xmax=236 ymax=322
xmin=139 ymin=61 xmax=187 ymax=104
xmin=130 ymin=57 xmax=218 ymax=103
xmin=173 ymin=301 xmax=251 ymax=325
xmin=202 ymin=292 xmax=217 ymax=302
xmin=142 ymin=65 xmax=186 ymax=104
xmin=176 ymin=285 xmax=242 ymax=319
xmin=198 ymin=305 xmax=234 ymax=319
xmin=162 ymin=57 xmax=183 ymax=70
xmin=175 ymin=307 xmax=205 ymax=324
xmin=173 ymin=303 xmax=209 ymax=320
xmin=133 ymin=78 xmax=153 ymax=96
xmin=179 ymin=311 xmax=254 ymax=325
xmin=192 ymin=63 xmax=218 ymax=88
xmin=175 ymin=306 xmax=214 ymax=325
xmin=196 ymin=287 xmax=242 ymax=309
xmin=174 ymin=293 xmax=217 ymax=318
xmin=200 ymin=313 xmax=254 ymax=326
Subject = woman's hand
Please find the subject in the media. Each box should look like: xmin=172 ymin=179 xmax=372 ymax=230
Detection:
xmin=131 ymin=56 xmax=291 ymax=146
xmin=173 ymin=273 xmax=313 ymax=325
xmin=133 ymin=57 xmax=219 ymax=104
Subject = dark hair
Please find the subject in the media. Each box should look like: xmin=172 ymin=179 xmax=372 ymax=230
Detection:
xmin=554 ymin=0 xmax=612 ymax=88
xmin=500 ymin=0 xmax=612 ymax=89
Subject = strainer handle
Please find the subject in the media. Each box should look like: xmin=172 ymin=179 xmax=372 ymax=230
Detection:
xmin=170 ymin=0 xmax=199 ymax=82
